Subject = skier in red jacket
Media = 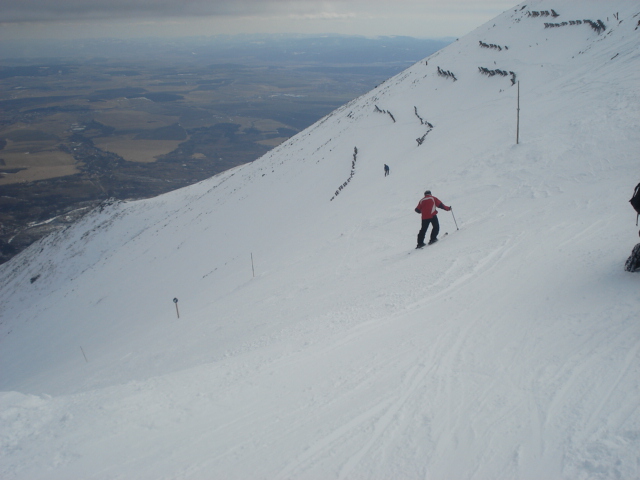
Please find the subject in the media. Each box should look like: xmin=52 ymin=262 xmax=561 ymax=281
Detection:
xmin=415 ymin=190 xmax=451 ymax=248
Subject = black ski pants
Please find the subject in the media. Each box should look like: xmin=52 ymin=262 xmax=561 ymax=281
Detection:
xmin=417 ymin=216 xmax=439 ymax=245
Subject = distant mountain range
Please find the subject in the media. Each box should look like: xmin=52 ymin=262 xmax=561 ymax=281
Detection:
xmin=0 ymin=34 xmax=455 ymax=64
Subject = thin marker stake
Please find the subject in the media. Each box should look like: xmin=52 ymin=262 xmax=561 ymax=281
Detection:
xmin=173 ymin=298 xmax=180 ymax=319
xmin=251 ymin=253 xmax=255 ymax=278
xmin=80 ymin=346 xmax=88 ymax=363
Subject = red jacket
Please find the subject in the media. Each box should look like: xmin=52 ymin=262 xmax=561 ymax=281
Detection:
xmin=415 ymin=195 xmax=450 ymax=219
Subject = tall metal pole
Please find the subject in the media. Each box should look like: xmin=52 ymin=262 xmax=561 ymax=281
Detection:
xmin=516 ymin=81 xmax=520 ymax=145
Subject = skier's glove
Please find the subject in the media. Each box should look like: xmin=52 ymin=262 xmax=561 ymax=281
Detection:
xmin=415 ymin=208 xmax=421 ymax=214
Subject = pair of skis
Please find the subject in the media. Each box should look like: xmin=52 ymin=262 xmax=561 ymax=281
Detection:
xmin=415 ymin=232 xmax=448 ymax=250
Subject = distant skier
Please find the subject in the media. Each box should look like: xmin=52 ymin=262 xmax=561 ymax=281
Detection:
xmin=415 ymin=190 xmax=451 ymax=248
xmin=384 ymin=164 xmax=390 ymax=176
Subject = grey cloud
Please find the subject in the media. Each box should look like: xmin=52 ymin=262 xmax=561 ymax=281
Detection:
xmin=0 ymin=0 xmax=326 ymax=23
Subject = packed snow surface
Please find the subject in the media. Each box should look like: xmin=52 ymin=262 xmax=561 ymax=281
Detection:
xmin=1 ymin=1 xmax=640 ymax=478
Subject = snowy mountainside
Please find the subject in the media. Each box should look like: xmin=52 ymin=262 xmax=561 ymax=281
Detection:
xmin=2 ymin=1 xmax=640 ymax=478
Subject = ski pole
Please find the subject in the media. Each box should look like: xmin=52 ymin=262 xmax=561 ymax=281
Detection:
xmin=450 ymin=207 xmax=459 ymax=230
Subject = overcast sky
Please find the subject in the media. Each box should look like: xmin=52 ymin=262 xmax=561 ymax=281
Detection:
xmin=1 ymin=0 xmax=518 ymax=41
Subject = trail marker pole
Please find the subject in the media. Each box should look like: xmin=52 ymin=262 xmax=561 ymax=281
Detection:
xmin=516 ymin=81 xmax=520 ymax=145
xmin=251 ymin=253 xmax=255 ymax=278
xmin=451 ymin=207 xmax=459 ymax=230
xmin=173 ymin=298 xmax=180 ymax=319
xmin=80 ymin=346 xmax=88 ymax=363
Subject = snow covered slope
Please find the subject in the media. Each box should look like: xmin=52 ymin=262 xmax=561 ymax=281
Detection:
xmin=2 ymin=1 xmax=640 ymax=478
